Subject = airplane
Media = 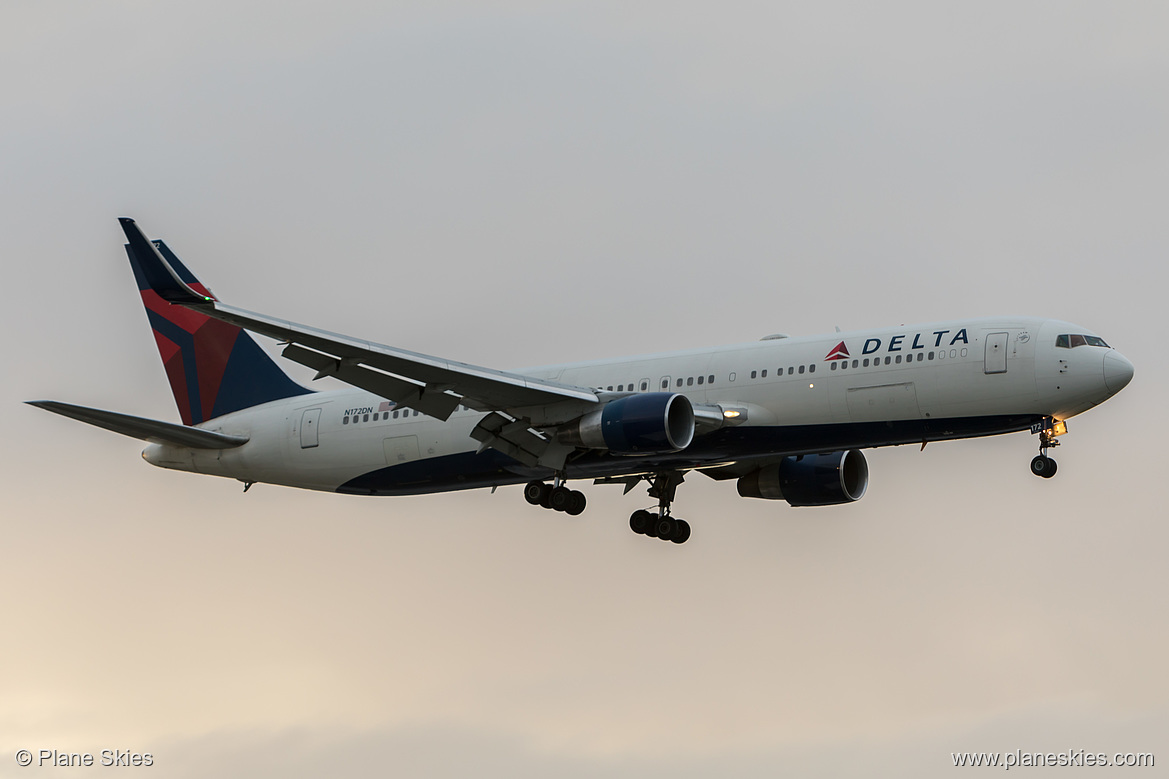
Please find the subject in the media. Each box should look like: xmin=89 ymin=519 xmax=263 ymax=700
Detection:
xmin=28 ymin=218 xmax=1135 ymax=545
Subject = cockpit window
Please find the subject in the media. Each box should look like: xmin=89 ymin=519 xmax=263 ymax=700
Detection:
xmin=1056 ymin=334 xmax=1109 ymax=349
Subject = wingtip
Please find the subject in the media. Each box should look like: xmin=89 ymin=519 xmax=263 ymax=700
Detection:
xmin=118 ymin=216 xmax=142 ymax=242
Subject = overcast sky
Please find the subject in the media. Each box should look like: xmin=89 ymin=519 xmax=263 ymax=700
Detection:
xmin=3 ymin=2 xmax=1167 ymax=776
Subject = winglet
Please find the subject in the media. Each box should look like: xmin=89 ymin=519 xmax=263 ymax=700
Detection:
xmin=119 ymin=217 xmax=212 ymax=304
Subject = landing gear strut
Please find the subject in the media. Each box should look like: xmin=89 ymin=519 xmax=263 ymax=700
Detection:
xmin=628 ymin=471 xmax=691 ymax=544
xmin=524 ymin=478 xmax=586 ymax=516
xmin=1030 ymin=428 xmax=1060 ymax=479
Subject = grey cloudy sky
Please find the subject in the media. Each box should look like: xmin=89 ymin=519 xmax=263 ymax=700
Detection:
xmin=3 ymin=2 xmax=1166 ymax=776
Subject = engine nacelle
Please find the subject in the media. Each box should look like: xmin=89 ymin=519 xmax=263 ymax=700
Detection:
xmin=558 ymin=393 xmax=694 ymax=454
xmin=737 ymin=450 xmax=868 ymax=506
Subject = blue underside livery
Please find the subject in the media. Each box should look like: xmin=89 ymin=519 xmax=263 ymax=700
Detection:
xmin=338 ymin=414 xmax=1044 ymax=495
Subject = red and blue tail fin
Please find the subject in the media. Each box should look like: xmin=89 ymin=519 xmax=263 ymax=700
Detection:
xmin=121 ymin=218 xmax=312 ymax=425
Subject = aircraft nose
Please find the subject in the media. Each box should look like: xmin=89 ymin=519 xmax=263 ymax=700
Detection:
xmin=1103 ymin=350 xmax=1134 ymax=393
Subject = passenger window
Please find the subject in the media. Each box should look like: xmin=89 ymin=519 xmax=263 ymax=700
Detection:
xmin=661 ymin=379 xmax=669 ymax=389
xmin=343 ymin=416 xmax=349 ymax=425
xmin=852 ymin=360 xmax=858 ymax=368
xmin=687 ymin=377 xmax=694 ymax=386
xmin=808 ymin=364 xmax=815 ymax=373
xmin=697 ymin=376 xmax=704 ymax=385
xmin=708 ymin=375 xmax=714 ymax=383
xmin=950 ymin=349 xmax=957 ymax=358
xmin=895 ymin=356 xmax=902 ymax=364
xmin=729 ymin=372 xmax=737 ymax=382
xmin=863 ymin=358 xmax=869 ymax=367
xmin=641 ymin=381 xmax=648 ymax=391
xmin=751 ymin=370 xmax=757 ymax=379
xmin=363 ymin=414 xmax=369 ymax=422
xmin=788 ymin=367 xmax=794 ymax=375
xmin=798 ymin=365 xmax=805 ymax=374
xmin=831 ymin=362 xmax=838 ymax=370
xmin=677 ymin=378 xmax=683 ymax=387
xmin=885 ymin=356 xmax=891 ymax=365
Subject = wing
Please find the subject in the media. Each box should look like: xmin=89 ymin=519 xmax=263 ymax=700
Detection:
xmin=119 ymin=218 xmax=599 ymax=424
xmin=27 ymin=401 xmax=249 ymax=449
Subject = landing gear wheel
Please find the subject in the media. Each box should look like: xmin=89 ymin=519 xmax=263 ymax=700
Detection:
xmin=1030 ymin=455 xmax=1057 ymax=478
xmin=538 ymin=483 xmax=554 ymax=508
xmin=549 ymin=485 xmax=573 ymax=512
xmin=654 ymin=516 xmax=676 ymax=539
xmin=565 ymin=490 xmax=586 ymax=516
xmin=629 ymin=510 xmax=652 ymax=535
xmin=644 ymin=515 xmax=661 ymax=538
xmin=670 ymin=519 xmax=691 ymax=544
xmin=523 ymin=481 xmax=546 ymax=505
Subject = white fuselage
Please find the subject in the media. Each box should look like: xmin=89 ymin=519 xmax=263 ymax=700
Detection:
xmin=143 ymin=316 xmax=1130 ymax=495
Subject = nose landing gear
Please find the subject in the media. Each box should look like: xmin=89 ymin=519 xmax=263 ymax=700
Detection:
xmin=1029 ymin=420 xmax=1063 ymax=479
xmin=1030 ymin=453 xmax=1058 ymax=478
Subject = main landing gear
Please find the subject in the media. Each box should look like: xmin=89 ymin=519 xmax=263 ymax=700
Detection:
xmin=1030 ymin=428 xmax=1060 ymax=479
xmin=523 ymin=470 xmax=693 ymax=544
xmin=524 ymin=479 xmax=586 ymax=515
xmin=628 ymin=471 xmax=691 ymax=544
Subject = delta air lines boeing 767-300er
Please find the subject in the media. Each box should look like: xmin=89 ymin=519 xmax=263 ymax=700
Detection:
xmin=29 ymin=218 xmax=1135 ymax=544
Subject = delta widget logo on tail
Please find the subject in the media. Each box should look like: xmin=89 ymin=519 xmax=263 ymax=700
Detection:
xmin=825 ymin=341 xmax=851 ymax=361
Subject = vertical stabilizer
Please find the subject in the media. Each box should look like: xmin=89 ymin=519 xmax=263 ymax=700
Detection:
xmin=121 ymin=218 xmax=312 ymax=425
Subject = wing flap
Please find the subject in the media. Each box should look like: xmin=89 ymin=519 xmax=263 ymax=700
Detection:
xmin=27 ymin=401 xmax=248 ymax=449
xmin=282 ymin=343 xmax=462 ymax=420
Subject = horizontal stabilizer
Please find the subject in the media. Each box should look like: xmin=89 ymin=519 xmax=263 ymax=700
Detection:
xmin=27 ymin=401 xmax=249 ymax=449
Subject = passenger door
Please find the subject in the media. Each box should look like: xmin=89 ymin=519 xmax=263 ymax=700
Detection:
xmin=299 ymin=408 xmax=321 ymax=448
xmin=984 ymin=332 xmax=1008 ymax=374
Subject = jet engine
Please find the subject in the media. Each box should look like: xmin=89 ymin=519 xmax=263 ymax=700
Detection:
xmin=737 ymin=450 xmax=868 ymax=506
xmin=558 ymin=393 xmax=694 ymax=454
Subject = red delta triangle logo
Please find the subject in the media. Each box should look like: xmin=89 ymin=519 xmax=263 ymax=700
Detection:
xmin=824 ymin=341 xmax=850 ymax=361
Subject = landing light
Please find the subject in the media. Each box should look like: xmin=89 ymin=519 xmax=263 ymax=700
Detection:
xmin=808 ymin=383 xmax=814 ymax=388
xmin=723 ymin=410 xmax=740 ymax=419
xmin=1052 ymin=419 xmax=1068 ymax=436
